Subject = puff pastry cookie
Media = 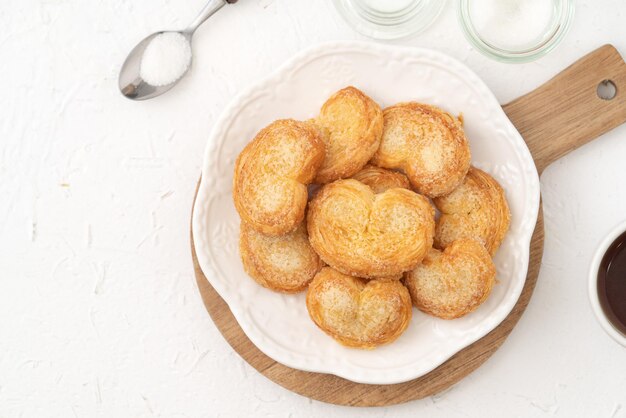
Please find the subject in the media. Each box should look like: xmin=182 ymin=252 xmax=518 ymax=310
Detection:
xmin=239 ymin=222 xmax=324 ymax=293
xmin=312 ymin=87 xmax=383 ymax=184
xmin=434 ymin=166 xmax=511 ymax=256
xmin=351 ymin=164 xmax=410 ymax=193
xmin=371 ymin=102 xmax=471 ymax=197
xmin=404 ymin=239 xmax=495 ymax=319
xmin=233 ymin=119 xmax=325 ymax=235
xmin=306 ymin=267 xmax=412 ymax=348
xmin=307 ymin=179 xmax=435 ymax=278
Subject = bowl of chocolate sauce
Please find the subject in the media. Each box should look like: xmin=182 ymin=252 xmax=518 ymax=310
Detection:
xmin=589 ymin=220 xmax=626 ymax=346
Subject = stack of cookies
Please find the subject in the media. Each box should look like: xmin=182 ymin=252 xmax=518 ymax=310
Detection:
xmin=232 ymin=87 xmax=510 ymax=349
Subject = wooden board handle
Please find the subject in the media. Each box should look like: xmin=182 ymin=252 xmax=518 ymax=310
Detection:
xmin=503 ymin=44 xmax=626 ymax=174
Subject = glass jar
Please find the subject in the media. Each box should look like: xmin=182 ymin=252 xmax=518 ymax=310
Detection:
xmin=458 ymin=0 xmax=575 ymax=63
xmin=332 ymin=0 xmax=446 ymax=40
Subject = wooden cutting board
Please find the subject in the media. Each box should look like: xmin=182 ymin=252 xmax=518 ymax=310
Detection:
xmin=190 ymin=45 xmax=626 ymax=407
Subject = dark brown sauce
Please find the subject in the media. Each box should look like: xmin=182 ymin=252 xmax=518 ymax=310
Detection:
xmin=598 ymin=230 xmax=626 ymax=336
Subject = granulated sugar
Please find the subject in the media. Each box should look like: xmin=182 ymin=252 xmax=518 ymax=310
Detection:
xmin=140 ymin=32 xmax=192 ymax=87
xmin=469 ymin=0 xmax=555 ymax=50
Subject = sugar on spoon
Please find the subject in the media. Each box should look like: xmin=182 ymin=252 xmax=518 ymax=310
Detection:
xmin=119 ymin=0 xmax=238 ymax=101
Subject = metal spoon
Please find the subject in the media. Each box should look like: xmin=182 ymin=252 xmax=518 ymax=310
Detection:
xmin=119 ymin=0 xmax=238 ymax=100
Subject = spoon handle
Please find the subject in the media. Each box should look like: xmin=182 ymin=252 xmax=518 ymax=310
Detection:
xmin=186 ymin=0 xmax=232 ymax=33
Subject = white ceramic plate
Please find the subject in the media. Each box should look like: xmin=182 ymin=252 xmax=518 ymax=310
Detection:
xmin=192 ymin=41 xmax=540 ymax=385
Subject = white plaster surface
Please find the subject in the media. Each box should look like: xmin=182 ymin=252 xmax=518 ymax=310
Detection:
xmin=1 ymin=0 xmax=625 ymax=416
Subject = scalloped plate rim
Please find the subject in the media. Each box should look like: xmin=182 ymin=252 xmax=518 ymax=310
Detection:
xmin=192 ymin=40 xmax=540 ymax=385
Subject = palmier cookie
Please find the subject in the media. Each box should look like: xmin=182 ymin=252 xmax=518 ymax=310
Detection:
xmin=233 ymin=119 xmax=325 ymax=235
xmin=306 ymin=267 xmax=412 ymax=349
xmin=351 ymin=164 xmax=410 ymax=193
xmin=307 ymin=179 xmax=435 ymax=278
xmin=370 ymin=102 xmax=471 ymax=197
xmin=404 ymin=239 xmax=496 ymax=319
xmin=434 ymin=166 xmax=511 ymax=256
xmin=312 ymin=86 xmax=383 ymax=184
xmin=239 ymin=222 xmax=324 ymax=293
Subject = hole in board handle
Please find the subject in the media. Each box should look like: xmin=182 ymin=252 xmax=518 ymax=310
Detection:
xmin=597 ymin=80 xmax=617 ymax=100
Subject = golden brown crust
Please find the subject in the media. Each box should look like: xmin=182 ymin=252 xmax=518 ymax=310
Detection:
xmin=233 ymin=119 xmax=325 ymax=236
xmin=351 ymin=164 xmax=410 ymax=193
xmin=312 ymin=87 xmax=383 ymax=184
xmin=403 ymin=239 xmax=496 ymax=319
xmin=239 ymin=222 xmax=324 ymax=293
xmin=370 ymin=102 xmax=471 ymax=197
xmin=433 ymin=166 xmax=511 ymax=256
xmin=306 ymin=267 xmax=412 ymax=348
xmin=307 ymin=179 xmax=435 ymax=278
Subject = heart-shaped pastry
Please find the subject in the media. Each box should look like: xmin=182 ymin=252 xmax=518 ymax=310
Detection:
xmin=403 ymin=239 xmax=496 ymax=319
xmin=351 ymin=164 xmax=410 ymax=194
xmin=233 ymin=119 xmax=325 ymax=235
xmin=433 ymin=166 xmax=511 ymax=255
xmin=311 ymin=86 xmax=383 ymax=184
xmin=370 ymin=102 xmax=471 ymax=197
xmin=306 ymin=267 xmax=412 ymax=348
xmin=307 ymin=179 xmax=435 ymax=278
xmin=239 ymin=222 xmax=324 ymax=293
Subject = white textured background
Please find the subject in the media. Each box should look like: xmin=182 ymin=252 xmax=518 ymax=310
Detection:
xmin=1 ymin=0 xmax=626 ymax=417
